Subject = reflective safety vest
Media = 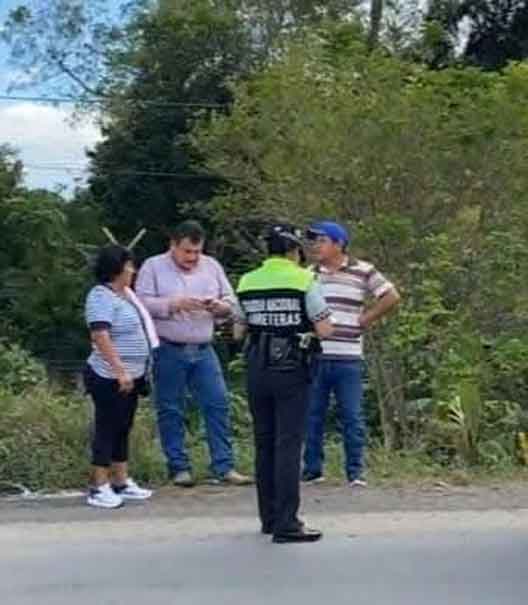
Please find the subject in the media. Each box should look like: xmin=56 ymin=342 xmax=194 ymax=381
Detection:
xmin=237 ymin=257 xmax=314 ymax=337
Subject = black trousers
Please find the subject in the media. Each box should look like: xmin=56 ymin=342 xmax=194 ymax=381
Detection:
xmin=83 ymin=365 xmax=143 ymax=467
xmin=247 ymin=354 xmax=309 ymax=534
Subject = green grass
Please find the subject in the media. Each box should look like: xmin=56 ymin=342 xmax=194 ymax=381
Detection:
xmin=0 ymin=386 xmax=255 ymax=491
xmin=1 ymin=385 xmax=527 ymax=492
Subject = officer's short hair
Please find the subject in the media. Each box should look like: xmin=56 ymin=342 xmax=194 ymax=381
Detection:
xmin=266 ymin=223 xmax=303 ymax=256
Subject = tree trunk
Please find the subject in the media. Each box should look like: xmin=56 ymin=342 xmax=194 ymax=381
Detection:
xmin=367 ymin=0 xmax=384 ymax=51
xmin=368 ymin=336 xmax=399 ymax=450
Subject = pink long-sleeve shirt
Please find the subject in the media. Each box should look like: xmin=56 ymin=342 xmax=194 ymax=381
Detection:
xmin=135 ymin=252 xmax=235 ymax=344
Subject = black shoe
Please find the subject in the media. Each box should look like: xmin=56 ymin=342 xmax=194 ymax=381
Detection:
xmin=272 ymin=527 xmax=322 ymax=544
xmin=301 ymin=470 xmax=325 ymax=483
xmin=261 ymin=518 xmax=304 ymax=535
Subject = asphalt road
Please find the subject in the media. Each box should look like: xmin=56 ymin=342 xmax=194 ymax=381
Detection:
xmin=2 ymin=507 xmax=528 ymax=605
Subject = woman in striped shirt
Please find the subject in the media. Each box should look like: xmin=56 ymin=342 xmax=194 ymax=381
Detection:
xmin=84 ymin=245 xmax=157 ymax=508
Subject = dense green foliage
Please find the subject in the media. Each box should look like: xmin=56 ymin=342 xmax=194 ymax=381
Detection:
xmin=0 ymin=149 xmax=102 ymax=364
xmin=195 ymin=29 xmax=528 ymax=462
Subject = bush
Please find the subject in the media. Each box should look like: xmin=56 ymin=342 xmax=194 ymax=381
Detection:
xmin=0 ymin=386 xmax=91 ymax=490
xmin=0 ymin=382 xmax=254 ymax=491
xmin=0 ymin=341 xmax=47 ymax=394
xmin=0 ymin=383 xmax=174 ymax=490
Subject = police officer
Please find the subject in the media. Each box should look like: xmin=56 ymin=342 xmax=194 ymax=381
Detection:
xmin=234 ymin=224 xmax=333 ymax=543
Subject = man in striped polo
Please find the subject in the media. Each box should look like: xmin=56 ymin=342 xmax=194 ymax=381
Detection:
xmin=302 ymin=221 xmax=400 ymax=486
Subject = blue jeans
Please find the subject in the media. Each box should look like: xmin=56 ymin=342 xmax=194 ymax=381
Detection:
xmin=153 ymin=343 xmax=234 ymax=476
xmin=303 ymin=359 xmax=365 ymax=480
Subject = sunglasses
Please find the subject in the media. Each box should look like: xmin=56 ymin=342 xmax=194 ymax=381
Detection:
xmin=305 ymin=230 xmax=332 ymax=243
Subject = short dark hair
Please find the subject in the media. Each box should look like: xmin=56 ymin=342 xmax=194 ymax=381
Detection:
xmin=94 ymin=245 xmax=134 ymax=283
xmin=169 ymin=220 xmax=205 ymax=245
xmin=267 ymin=236 xmax=305 ymax=263
xmin=267 ymin=237 xmax=300 ymax=256
xmin=266 ymin=223 xmax=303 ymax=256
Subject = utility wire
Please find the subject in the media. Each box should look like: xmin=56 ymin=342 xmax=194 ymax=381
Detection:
xmin=0 ymin=94 xmax=226 ymax=109
xmin=23 ymin=164 xmax=220 ymax=180
xmin=3 ymin=94 xmax=227 ymax=179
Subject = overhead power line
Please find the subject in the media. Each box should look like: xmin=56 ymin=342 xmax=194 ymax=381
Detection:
xmin=23 ymin=163 xmax=220 ymax=180
xmin=0 ymin=94 xmax=226 ymax=109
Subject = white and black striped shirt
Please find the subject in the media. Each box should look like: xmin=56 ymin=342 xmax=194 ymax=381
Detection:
xmin=85 ymin=285 xmax=149 ymax=379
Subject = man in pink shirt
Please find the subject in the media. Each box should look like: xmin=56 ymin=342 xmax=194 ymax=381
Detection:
xmin=136 ymin=220 xmax=251 ymax=487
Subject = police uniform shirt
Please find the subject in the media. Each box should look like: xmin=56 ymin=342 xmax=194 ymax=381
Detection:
xmin=234 ymin=258 xmax=331 ymax=328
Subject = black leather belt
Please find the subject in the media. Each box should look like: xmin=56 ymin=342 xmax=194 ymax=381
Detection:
xmin=160 ymin=339 xmax=209 ymax=350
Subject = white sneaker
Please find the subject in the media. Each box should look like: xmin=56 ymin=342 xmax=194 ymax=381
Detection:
xmin=113 ymin=478 xmax=152 ymax=501
xmin=87 ymin=483 xmax=124 ymax=509
xmin=349 ymin=478 xmax=367 ymax=488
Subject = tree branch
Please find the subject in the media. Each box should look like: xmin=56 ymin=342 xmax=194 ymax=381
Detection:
xmin=55 ymin=57 xmax=106 ymax=98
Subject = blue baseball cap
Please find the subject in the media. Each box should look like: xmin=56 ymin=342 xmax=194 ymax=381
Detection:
xmin=306 ymin=221 xmax=350 ymax=245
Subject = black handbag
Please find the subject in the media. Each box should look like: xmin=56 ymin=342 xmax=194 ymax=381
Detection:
xmin=135 ymin=375 xmax=151 ymax=397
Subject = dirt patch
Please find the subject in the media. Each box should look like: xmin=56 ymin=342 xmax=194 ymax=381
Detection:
xmin=1 ymin=480 xmax=527 ymax=526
